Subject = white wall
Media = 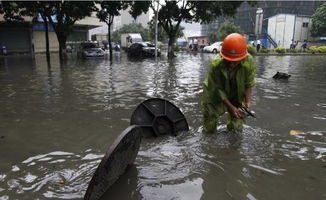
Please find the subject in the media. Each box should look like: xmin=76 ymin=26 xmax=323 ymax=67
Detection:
xmin=268 ymin=16 xmax=276 ymax=42
xmin=268 ymin=14 xmax=295 ymax=48
xmin=284 ymin=15 xmax=295 ymax=48
xmin=294 ymin=16 xmax=312 ymax=42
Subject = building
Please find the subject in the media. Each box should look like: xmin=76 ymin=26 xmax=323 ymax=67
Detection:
xmin=89 ymin=7 xmax=152 ymax=39
xmin=201 ymin=1 xmax=323 ymax=43
xmin=188 ymin=36 xmax=209 ymax=49
xmin=268 ymin=14 xmax=313 ymax=48
xmin=0 ymin=13 xmax=103 ymax=54
xmin=91 ymin=34 xmax=108 ymax=43
xmin=113 ymin=8 xmax=151 ymax=30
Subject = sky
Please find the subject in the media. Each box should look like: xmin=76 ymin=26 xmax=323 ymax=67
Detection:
xmin=181 ymin=22 xmax=202 ymax=38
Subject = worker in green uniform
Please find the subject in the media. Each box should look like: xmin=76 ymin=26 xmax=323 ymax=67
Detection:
xmin=202 ymin=33 xmax=256 ymax=132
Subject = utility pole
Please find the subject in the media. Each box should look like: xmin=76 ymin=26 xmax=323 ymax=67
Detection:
xmin=255 ymin=8 xmax=263 ymax=41
xmin=154 ymin=0 xmax=159 ymax=59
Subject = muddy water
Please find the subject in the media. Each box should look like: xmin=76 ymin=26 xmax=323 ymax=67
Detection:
xmin=0 ymin=53 xmax=325 ymax=200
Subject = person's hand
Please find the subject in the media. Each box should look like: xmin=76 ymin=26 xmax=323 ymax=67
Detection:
xmin=230 ymin=106 xmax=242 ymax=119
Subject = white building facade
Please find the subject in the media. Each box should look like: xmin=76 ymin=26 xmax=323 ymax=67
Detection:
xmin=267 ymin=14 xmax=313 ymax=48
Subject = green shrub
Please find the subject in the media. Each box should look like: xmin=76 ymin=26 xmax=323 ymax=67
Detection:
xmin=247 ymin=45 xmax=256 ymax=55
xmin=275 ymin=47 xmax=286 ymax=54
xmin=308 ymin=46 xmax=319 ymax=53
xmin=317 ymin=46 xmax=326 ymax=53
xmin=286 ymin=48 xmax=300 ymax=53
xmin=260 ymin=48 xmax=271 ymax=53
xmin=307 ymin=46 xmax=326 ymax=53
xmin=174 ymin=45 xmax=181 ymax=52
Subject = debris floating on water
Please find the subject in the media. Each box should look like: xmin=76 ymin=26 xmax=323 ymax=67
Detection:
xmin=272 ymin=71 xmax=291 ymax=79
xmin=290 ymin=130 xmax=304 ymax=136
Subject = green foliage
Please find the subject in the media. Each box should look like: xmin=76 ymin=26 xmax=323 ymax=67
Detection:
xmin=128 ymin=1 xmax=151 ymax=19
xmin=216 ymin=21 xmax=243 ymax=41
xmin=311 ymin=3 xmax=326 ymax=37
xmin=317 ymin=46 xmax=326 ymax=53
xmin=96 ymin=1 xmax=130 ymax=60
xmin=174 ymin=45 xmax=181 ymax=52
xmin=286 ymin=48 xmax=300 ymax=53
xmin=308 ymin=46 xmax=319 ymax=53
xmin=247 ymin=45 xmax=256 ymax=55
xmin=208 ymin=31 xmax=219 ymax=43
xmin=97 ymin=2 xmax=128 ymax=25
xmin=260 ymin=48 xmax=271 ymax=53
xmin=130 ymin=1 xmax=246 ymax=57
xmin=148 ymin=20 xmax=184 ymax=43
xmin=275 ymin=47 xmax=286 ymax=54
xmin=308 ymin=46 xmax=326 ymax=53
xmin=0 ymin=2 xmax=23 ymax=22
xmin=148 ymin=21 xmax=168 ymax=42
xmin=112 ymin=23 xmax=150 ymax=42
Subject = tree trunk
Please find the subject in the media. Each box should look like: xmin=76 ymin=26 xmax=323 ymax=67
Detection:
xmin=57 ymin=34 xmax=67 ymax=61
xmin=167 ymin=35 xmax=176 ymax=58
xmin=108 ymin=23 xmax=112 ymax=62
xmin=42 ymin=15 xmax=50 ymax=63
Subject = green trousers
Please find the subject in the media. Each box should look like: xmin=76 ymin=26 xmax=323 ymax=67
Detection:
xmin=203 ymin=103 xmax=244 ymax=133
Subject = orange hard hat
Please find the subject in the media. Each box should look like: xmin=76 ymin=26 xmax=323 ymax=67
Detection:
xmin=220 ymin=33 xmax=248 ymax=62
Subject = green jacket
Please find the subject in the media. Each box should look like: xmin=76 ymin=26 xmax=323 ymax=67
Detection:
xmin=202 ymin=54 xmax=256 ymax=115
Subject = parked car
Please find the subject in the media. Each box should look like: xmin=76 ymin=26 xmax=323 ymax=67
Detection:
xmin=203 ymin=42 xmax=223 ymax=53
xmin=127 ymin=42 xmax=160 ymax=58
xmin=77 ymin=42 xmax=105 ymax=58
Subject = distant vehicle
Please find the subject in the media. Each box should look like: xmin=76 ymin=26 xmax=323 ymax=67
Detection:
xmin=121 ymin=33 xmax=143 ymax=49
xmin=127 ymin=42 xmax=160 ymax=58
xmin=77 ymin=42 xmax=105 ymax=58
xmin=203 ymin=42 xmax=223 ymax=53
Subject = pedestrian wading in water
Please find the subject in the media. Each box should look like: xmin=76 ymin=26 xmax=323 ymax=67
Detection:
xmin=202 ymin=33 xmax=256 ymax=132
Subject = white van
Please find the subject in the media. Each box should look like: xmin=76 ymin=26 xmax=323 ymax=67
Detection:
xmin=121 ymin=33 xmax=143 ymax=49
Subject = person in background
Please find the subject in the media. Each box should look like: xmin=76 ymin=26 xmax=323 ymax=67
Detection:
xmin=256 ymin=39 xmax=261 ymax=52
xmin=201 ymin=33 xmax=257 ymax=132
xmin=301 ymin=40 xmax=307 ymax=51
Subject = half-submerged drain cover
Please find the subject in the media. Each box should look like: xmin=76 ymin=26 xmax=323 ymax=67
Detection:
xmin=130 ymin=98 xmax=189 ymax=137
xmin=84 ymin=125 xmax=142 ymax=200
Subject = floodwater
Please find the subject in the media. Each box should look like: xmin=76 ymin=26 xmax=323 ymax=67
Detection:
xmin=0 ymin=53 xmax=325 ymax=200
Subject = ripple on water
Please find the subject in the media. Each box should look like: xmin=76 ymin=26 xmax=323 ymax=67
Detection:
xmin=278 ymin=131 xmax=326 ymax=161
xmin=0 ymin=150 xmax=103 ymax=199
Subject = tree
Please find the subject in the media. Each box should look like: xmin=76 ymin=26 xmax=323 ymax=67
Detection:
xmin=45 ymin=2 xmax=96 ymax=61
xmin=311 ymin=2 xmax=326 ymax=37
xmin=148 ymin=20 xmax=168 ymax=43
xmin=0 ymin=1 xmax=22 ymax=22
xmin=207 ymin=31 xmax=219 ymax=44
xmin=0 ymin=2 xmax=52 ymax=62
xmin=1 ymin=1 xmax=96 ymax=61
xmin=18 ymin=2 xmax=53 ymax=63
xmin=111 ymin=23 xmax=150 ymax=43
xmin=148 ymin=20 xmax=184 ymax=43
xmin=214 ymin=21 xmax=243 ymax=41
xmin=130 ymin=1 xmax=246 ymax=58
xmin=96 ymin=1 xmax=128 ymax=62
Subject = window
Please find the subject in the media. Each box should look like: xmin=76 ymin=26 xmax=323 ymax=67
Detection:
xmin=302 ymin=22 xmax=309 ymax=27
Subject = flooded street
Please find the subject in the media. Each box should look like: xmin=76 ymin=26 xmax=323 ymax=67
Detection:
xmin=0 ymin=53 xmax=325 ymax=200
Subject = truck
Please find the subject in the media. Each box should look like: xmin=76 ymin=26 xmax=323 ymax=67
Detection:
xmin=120 ymin=33 xmax=143 ymax=49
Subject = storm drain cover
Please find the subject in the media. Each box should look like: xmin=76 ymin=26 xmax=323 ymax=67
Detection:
xmin=84 ymin=125 xmax=142 ymax=200
xmin=130 ymin=98 xmax=189 ymax=137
